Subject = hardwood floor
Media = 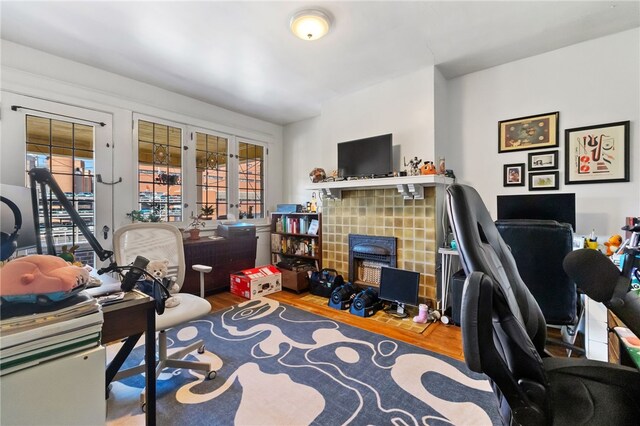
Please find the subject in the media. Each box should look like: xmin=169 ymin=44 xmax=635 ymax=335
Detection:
xmin=205 ymin=289 xmax=586 ymax=362
xmin=206 ymin=289 xmax=465 ymax=361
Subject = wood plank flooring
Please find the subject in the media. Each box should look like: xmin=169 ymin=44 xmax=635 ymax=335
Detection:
xmin=206 ymin=289 xmax=464 ymax=361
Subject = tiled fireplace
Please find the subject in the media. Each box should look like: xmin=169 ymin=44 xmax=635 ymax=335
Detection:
xmin=321 ymin=187 xmax=437 ymax=303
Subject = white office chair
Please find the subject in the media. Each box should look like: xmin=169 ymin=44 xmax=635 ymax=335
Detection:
xmin=112 ymin=223 xmax=215 ymax=409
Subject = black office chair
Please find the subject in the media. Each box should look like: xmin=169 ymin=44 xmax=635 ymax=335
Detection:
xmin=447 ymin=184 xmax=640 ymax=425
xmin=496 ymin=219 xmax=583 ymax=353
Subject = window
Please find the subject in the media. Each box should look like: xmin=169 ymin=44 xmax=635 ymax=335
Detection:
xmin=195 ymin=132 xmax=228 ymax=219
xmin=136 ymin=116 xmax=267 ymax=225
xmin=25 ymin=115 xmax=96 ymax=263
xmin=237 ymin=140 xmax=265 ymax=219
xmin=137 ymin=120 xmax=182 ymax=222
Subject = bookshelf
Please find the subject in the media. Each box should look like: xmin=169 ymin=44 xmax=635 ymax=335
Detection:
xmin=270 ymin=212 xmax=322 ymax=270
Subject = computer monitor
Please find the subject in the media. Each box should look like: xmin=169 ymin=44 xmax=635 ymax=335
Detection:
xmin=379 ymin=266 xmax=420 ymax=317
xmin=1 ymin=184 xmax=38 ymax=253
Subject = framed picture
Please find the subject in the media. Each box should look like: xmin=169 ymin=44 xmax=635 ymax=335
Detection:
xmin=529 ymin=171 xmax=559 ymax=191
xmin=498 ymin=111 xmax=559 ymax=153
xmin=503 ymin=163 xmax=525 ymax=187
xmin=528 ymin=150 xmax=558 ymax=171
xmin=565 ymin=121 xmax=630 ymax=184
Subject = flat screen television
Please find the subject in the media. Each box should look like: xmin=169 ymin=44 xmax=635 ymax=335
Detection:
xmin=497 ymin=193 xmax=576 ymax=231
xmin=379 ymin=266 xmax=420 ymax=317
xmin=337 ymin=134 xmax=392 ymax=178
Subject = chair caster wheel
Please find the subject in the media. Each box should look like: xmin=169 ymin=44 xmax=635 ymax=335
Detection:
xmin=206 ymin=370 xmax=216 ymax=380
xmin=198 ymin=345 xmax=205 ymax=354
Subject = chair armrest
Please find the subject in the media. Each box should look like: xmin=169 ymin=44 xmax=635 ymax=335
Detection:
xmin=192 ymin=264 xmax=212 ymax=298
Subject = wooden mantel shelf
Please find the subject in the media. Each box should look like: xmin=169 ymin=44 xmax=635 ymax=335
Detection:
xmin=306 ymin=175 xmax=453 ymax=200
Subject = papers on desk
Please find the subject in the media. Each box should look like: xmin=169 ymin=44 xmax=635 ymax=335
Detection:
xmin=0 ymin=291 xmax=103 ymax=376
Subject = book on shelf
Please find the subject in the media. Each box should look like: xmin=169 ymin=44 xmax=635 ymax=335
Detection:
xmin=308 ymin=219 xmax=319 ymax=235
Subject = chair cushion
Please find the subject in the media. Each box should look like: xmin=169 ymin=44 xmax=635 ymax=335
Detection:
xmin=544 ymin=357 xmax=640 ymax=425
xmin=155 ymin=292 xmax=211 ymax=330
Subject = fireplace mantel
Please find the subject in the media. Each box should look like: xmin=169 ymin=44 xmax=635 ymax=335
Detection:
xmin=307 ymin=175 xmax=453 ymax=200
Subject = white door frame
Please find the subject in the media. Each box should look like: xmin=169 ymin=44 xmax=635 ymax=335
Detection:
xmin=1 ymin=92 xmax=115 ymax=262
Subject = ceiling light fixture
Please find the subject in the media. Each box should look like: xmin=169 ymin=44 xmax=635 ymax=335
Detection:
xmin=290 ymin=9 xmax=331 ymax=41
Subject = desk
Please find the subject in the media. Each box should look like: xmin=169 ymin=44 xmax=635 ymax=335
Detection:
xmin=438 ymin=247 xmax=460 ymax=315
xmin=101 ymin=290 xmax=155 ymax=424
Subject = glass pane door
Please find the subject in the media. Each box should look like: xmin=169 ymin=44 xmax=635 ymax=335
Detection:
xmin=195 ymin=132 xmax=228 ymax=220
xmin=137 ymin=119 xmax=183 ymax=222
xmin=237 ymin=140 xmax=265 ymax=219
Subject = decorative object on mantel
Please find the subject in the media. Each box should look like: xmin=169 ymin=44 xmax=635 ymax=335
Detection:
xmin=420 ymin=161 xmax=437 ymax=175
xmin=309 ymin=167 xmax=326 ymax=183
xmin=498 ymin=111 xmax=559 ymax=153
xmin=185 ymin=214 xmax=205 ymax=240
xmin=564 ymin=121 xmax=630 ymax=185
xmin=403 ymin=156 xmax=422 ymax=176
xmin=503 ymin=163 xmax=525 ymax=187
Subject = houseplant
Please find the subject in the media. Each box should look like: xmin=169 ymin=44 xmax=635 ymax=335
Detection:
xmin=185 ymin=214 xmax=205 ymax=240
xmin=200 ymin=205 xmax=215 ymax=220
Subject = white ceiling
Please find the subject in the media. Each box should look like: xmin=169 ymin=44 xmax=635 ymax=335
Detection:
xmin=1 ymin=1 xmax=638 ymax=125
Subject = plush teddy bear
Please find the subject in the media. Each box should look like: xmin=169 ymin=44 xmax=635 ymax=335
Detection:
xmin=0 ymin=254 xmax=89 ymax=303
xmin=604 ymin=234 xmax=623 ymax=256
xmin=145 ymin=259 xmax=181 ymax=308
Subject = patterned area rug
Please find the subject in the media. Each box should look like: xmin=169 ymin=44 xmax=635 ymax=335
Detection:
xmin=300 ymin=293 xmax=431 ymax=334
xmin=107 ymin=299 xmax=500 ymax=425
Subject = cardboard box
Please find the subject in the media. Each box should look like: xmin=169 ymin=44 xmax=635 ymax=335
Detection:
xmin=230 ymin=265 xmax=282 ymax=299
xmin=278 ymin=268 xmax=310 ymax=293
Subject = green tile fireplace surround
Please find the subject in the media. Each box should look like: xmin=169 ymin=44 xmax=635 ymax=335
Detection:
xmin=321 ymin=187 xmax=438 ymax=303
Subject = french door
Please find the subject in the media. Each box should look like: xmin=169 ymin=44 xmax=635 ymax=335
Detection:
xmin=1 ymin=93 xmax=114 ymax=266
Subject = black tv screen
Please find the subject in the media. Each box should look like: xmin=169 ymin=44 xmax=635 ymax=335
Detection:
xmin=337 ymin=134 xmax=392 ymax=178
xmin=379 ymin=266 xmax=420 ymax=307
xmin=497 ymin=193 xmax=576 ymax=231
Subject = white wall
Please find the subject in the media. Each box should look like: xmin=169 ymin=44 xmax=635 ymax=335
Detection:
xmin=1 ymin=40 xmax=284 ymax=230
xmin=283 ymin=66 xmax=437 ymax=204
xmin=447 ymin=29 xmax=639 ymax=235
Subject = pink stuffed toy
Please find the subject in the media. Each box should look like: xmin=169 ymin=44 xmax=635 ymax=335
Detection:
xmin=0 ymin=255 xmax=89 ymax=303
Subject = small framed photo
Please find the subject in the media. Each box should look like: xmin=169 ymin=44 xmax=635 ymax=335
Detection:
xmin=498 ymin=111 xmax=559 ymax=153
xmin=503 ymin=163 xmax=525 ymax=187
xmin=565 ymin=121 xmax=630 ymax=185
xmin=529 ymin=171 xmax=559 ymax=191
xmin=528 ymin=150 xmax=558 ymax=171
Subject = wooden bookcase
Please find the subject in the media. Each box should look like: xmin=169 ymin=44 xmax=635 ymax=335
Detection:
xmin=270 ymin=212 xmax=322 ymax=270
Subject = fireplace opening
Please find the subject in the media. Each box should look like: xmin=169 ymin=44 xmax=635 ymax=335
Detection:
xmin=348 ymin=234 xmax=397 ymax=287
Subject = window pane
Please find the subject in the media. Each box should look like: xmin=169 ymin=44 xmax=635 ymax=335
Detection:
xmin=25 ymin=115 xmax=96 ymax=265
xmin=237 ymin=140 xmax=264 ymax=220
xmin=137 ymin=120 xmax=182 ymax=221
xmin=195 ymin=132 xmax=228 ymax=220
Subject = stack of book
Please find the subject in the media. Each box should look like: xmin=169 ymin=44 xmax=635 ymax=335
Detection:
xmin=0 ymin=292 xmax=103 ymax=376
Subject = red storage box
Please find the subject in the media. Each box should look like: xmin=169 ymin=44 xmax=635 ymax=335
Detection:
xmin=230 ymin=265 xmax=282 ymax=299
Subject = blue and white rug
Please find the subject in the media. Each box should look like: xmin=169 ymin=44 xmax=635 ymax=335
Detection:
xmin=107 ymin=298 xmax=500 ymax=425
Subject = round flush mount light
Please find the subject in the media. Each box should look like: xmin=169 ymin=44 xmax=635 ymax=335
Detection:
xmin=290 ymin=9 xmax=331 ymax=41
